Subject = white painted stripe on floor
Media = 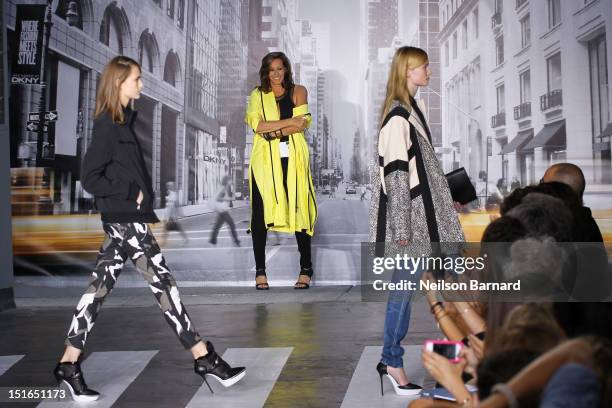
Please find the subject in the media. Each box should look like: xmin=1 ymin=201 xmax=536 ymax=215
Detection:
xmin=15 ymin=277 xmax=362 ymax=289
xmin=24 ymin=228 xmax=368 ymax=236
xmin=176 ymin=280 xmax=361 ymax=287
xmin=38 ymin=350 xmax=157 ymax=408
xmin=250 ymin=245 xmax=282 ymax=271
xmin=186 ymin=347 xmax=293 ymax=408
xmin=340 ymin=346 xmax=426 ymax=408
xmin=165 ymin=233 xmax=367 ymax=241
xmin=0 ymin=355 xmax=24 ymax=377
xmin=27 ymin=243 xmax=364 ymax=255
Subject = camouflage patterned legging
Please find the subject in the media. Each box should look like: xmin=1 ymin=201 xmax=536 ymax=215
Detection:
xmin=65 ymin=222 xmax=201 ymax=350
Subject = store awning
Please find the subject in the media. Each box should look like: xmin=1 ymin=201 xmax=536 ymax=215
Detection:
xmin=523 ymin=120 xmax=566 ymax=150
xmin=499 ymin=129 xmax=533 ymax=155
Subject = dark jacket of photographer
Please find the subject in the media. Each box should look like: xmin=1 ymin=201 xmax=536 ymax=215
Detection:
xmin=82 ymin=106 xmax=159 ymax=224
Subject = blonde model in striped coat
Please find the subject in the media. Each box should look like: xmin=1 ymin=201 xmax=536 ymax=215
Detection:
xmin=369 ymin=46 xmax=464 ymax=396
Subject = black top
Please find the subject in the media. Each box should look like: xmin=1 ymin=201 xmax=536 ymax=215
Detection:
xmin=410 ymin=97 xmax=432 ymax=145
xmin=81 ymin=106 xmax=159 ymax=223
xmin=276 ymin=87 xmax=295 ymax=142
xmin=575 ymin=206 xmax=604 ymax=242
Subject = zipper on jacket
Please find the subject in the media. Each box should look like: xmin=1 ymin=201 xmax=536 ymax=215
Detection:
xmin=290 ymin=135 xmax=298 ymax=210
xmin=307 ymin=161 xmax=316 ymax=230
xmin=260 ymin=90 xmax=279 ymax=205
xmin=268 ymin=141 xmax=279 ymax=204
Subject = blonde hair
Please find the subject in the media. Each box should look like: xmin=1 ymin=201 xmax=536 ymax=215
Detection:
xmin=380 ymin=46 xmax=428 ymax=126
xmin=487 ymin=303 xmax=565 ymax=355
xmin=95 ymin=56 xmax=141 ymax=124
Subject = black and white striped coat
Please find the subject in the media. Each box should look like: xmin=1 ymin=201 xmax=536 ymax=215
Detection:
xmin=369 ymin=99 xmax=464 ymax=254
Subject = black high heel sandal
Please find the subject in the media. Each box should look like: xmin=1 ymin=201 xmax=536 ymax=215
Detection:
xmin=194 ymin=341 xmax=246 ymax=393
xmin=294 ymin=267 xmax=313 ymax=290
xmin=255 ymin=269 xmax=269 ymax=290
xmin=53 ymin=360 xmax=100 ymax=402
xmin=375 ymin=362 xmax=422 ymax=396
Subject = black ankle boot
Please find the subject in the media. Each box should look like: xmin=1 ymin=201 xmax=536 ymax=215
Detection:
xmin=54 ymin=361 xmax=100 ymax=402
xmin=194 ymin=341 xmax=246 ymax=393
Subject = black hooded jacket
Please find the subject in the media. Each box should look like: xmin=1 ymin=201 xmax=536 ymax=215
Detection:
xmin=81 ymin=106 xmax=159 ymax=223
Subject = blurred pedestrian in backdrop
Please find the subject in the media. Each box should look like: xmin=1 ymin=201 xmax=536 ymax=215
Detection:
xmin=159 ymin=181 xmax=189 ymax=246
xmin=209 ymin=175 xmax=240 ymax=247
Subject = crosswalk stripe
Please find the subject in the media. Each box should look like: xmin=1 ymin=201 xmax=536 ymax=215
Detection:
xmin=186 ymin=347 xmax=293 ymax=408
xmin=38 ymin=350 xmax=158 ymax=407
xmin=29 ymin=243 xmax=363 ymax=254
xmin=250 ymin=245 xmax=282 ymax=271
xmin=0 ymin=355 xmax=24 ymax=377
xmin=340 ymin=346 xmax=426 ymax=408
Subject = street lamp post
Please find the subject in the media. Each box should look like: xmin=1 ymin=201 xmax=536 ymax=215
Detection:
xmin=35 ymin=0 xmax=53 ymax=166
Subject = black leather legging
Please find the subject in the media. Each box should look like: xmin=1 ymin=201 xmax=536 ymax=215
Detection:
xmin=251 ymin=158 xmax=312 ymax=274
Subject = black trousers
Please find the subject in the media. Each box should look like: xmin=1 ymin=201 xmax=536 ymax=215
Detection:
xmin=251 ymin=158 xmax=312 ymax=274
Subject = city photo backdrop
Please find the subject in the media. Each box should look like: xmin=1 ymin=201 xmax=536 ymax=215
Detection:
xmin=5 ymin=0 xmax=612 ymax=283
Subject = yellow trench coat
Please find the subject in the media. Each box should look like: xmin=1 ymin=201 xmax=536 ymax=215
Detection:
xmin=245 ymin=87 xmax=318 ymax=236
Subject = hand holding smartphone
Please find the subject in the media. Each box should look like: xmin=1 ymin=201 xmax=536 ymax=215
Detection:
xmin=424 ymin=340 xmax=464 ymax=363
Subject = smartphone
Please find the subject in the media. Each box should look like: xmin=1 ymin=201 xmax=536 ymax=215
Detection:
xmin=424 ymin=340 xmax=463 ymax=363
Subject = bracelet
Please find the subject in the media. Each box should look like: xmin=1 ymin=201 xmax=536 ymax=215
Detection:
xmin=491 ymin=383 xmax=518 ymax=408
xmin=430 ymin=301 xmax=443 ymax=314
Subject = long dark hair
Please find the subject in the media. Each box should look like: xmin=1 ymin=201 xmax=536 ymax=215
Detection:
xmin=258 ymin=52 xmax=294 ymax=93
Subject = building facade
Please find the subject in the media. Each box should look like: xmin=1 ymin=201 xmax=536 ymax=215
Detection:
xmin=7 ymin=0 xmax=188 ymax=214
xmin=439 ymin=0 xmax=488 ymax=183
xmin=439 ymin=0 xmax=612 ymax=195
xmin=365 ymin=0 xmax=399 ymax=167
xmin=417 ymin=0 xmax=442 ymax=149
xmin=218 ymin=0 xmax=249 ymax=197
xmin=184 ymin=0 xmax=224 ymax=204
xmin=299 ymin=21 xmax=320 ymax=185
xmin=260 ymin=0 xmax=300 ymax=65
xmin=367 ymin=0 xmax=398 ymax=62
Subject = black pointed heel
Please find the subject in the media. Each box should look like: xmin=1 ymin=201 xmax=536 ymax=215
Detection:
xmin=194 ymin=341 xmax=246 ymax=393
xmin=376 ymin=362 xmax=422 ymax=396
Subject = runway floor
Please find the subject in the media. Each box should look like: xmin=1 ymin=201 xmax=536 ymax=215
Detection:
xmin=0 ymin=286 xmax=440 ymax=408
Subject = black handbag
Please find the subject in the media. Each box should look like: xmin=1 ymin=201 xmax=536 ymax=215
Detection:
xmin=445 ymin=167 xmax=477 ymax=205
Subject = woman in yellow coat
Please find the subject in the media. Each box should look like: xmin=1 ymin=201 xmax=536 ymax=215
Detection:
xmin=245 ymin=52 xmax=317 ymax=290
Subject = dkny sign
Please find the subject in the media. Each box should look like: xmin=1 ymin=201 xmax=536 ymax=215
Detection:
xmin=203 ymin=155 xmax=227 ymax=165
xmin=11 ymin=5 xmax=46 ymax=85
